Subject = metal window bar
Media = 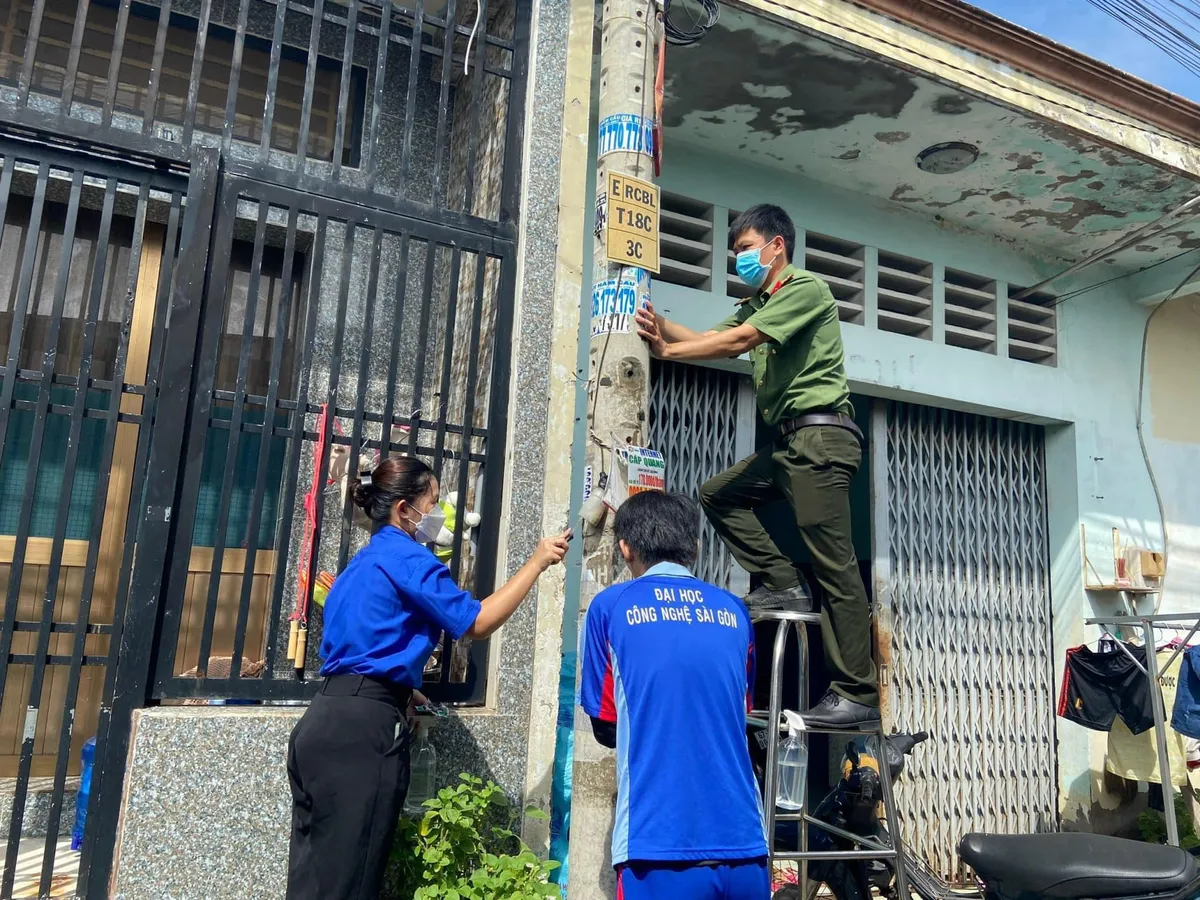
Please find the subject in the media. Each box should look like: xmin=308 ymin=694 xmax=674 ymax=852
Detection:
xmin=192 ymin=200 xmax=272 ymax=679
xmin=182 ymin=0 xmax=215 ymax=146
xmin=0 ymin=0 xmax=522 ymax=229
xmin=230 ymin=207 xmax=301 ymax=678
xmin=77 ymin=145 xmax=219 ymax=900
xmin=30 ymin=175 xmax=119 ymax=899
xmin=430 ymin=247 xmax=464 ymax=481
xmin=407 ymin=237 xmax=439 ymax=457
xmin=294 ymin=0 xmax=325 ymax=167
xmin=1 ymin=165 xmax=84 ymax=900
xmin=219 ymin=0 xmax=252 ymax=157
xmin=335 ymin=224 xmax=384 ymax=569
xmin=330 ymin=0 xmax=359 ymax=181
xmin=377 ymin=231 xmax=411 ymax=487
xmin=460 ymin=0 xmax=488 ymax=216
xmin=57 ymin=0 xmax=88 ymax=119
xmin=430 ymin=0 xmax=456 ymax=206
xmin=260 ymin=213 xmax=328 ymax=682
xmin=15 ymin=0 xmax=45 ymax=106
xmin=140 ymin=0 xmax=173 ymax=136
xmin=258 ymin=0 xmax=287 ymax=159
xmin=450 ymin=252 xmax=489 ymax=583
xmin=102 ymin=0 xmax=134 ymax=128
xmin=363 ymin=0 xmax=393 ymax=190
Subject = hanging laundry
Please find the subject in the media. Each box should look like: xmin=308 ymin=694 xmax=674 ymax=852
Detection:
xmin=1171 ymin=644 xmax=1200 ymax=740
xmin=1058 ymin=642 xmax=1154 ymax=735
xmin=1106 ymin=649 xmax=1188 ymax=786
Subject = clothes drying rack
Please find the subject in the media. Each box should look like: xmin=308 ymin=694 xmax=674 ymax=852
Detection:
xmin=1083 ymin=611 xmax=1200 ymax=847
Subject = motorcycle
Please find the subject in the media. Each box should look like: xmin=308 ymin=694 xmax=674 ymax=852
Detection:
xmin=769 ymin=731 xmax=1200 ymax=900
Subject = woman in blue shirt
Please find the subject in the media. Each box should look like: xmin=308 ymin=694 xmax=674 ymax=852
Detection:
xmin=286 ymin=455 xmax=569 ymax=900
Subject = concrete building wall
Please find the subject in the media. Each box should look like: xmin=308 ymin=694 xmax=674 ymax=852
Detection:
xmin=1144 ymin=293 xmax=1200 ymax=615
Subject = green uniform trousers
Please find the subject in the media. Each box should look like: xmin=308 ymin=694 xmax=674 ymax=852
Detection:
xmin=699 ymin=424 xmax=878 ymax=706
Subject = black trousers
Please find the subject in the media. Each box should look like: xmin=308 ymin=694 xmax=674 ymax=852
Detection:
xmin=701 ymin=425 xmax=878 ymax=705
xmin=287 ymin=675 xmax=412 ymax=900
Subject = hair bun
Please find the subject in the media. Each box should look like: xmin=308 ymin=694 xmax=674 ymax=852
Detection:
xmin=351 ymin=476 xmax=374 ymax=512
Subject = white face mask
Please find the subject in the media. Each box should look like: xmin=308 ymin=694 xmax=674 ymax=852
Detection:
xmin=405 ymin=504 xmax=445 ymax=543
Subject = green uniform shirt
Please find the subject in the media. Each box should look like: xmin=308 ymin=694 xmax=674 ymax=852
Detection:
xmin=714 ymin=264 xmax=852 ymax=425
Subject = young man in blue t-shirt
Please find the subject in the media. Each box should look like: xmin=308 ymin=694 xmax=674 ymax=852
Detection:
xmin=579 ymin=491 xmax=769 ymax=899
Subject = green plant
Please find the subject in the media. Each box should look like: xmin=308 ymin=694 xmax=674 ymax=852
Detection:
xmin=386 ymin=774 xmax=560 ymax=900
xmin=1138 ymin=792 xmax=1200 ymax=851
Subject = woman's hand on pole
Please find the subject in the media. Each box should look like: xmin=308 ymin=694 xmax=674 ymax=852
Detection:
xmin=466 ymin=529 xmax=572 ymax=639
xmin=532 ymin=530 xmax=571 ymax=571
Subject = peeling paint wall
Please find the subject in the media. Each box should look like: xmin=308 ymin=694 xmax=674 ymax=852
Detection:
xmin=732 ymin=0 xmax=1200 ymax=177
xmin=659 ymin=1 xmax=1200 ymax=265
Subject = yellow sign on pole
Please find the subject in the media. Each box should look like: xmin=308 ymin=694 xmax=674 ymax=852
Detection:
xmin=605 ymin=172 xmax=660 ymax=273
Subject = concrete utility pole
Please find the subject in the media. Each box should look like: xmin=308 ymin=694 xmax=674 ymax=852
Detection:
xmin=568 ymin=0 xmax=661 ymax=896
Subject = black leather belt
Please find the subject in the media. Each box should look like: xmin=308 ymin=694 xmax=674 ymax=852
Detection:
xmin=779 ymin=412 xmax=863 ymax=442
xmin=321 ymin=674 xmax=412 ymax=709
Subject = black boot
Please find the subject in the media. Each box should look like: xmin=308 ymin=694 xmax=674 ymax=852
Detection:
xmin=743 ymin=584 xmax=812 ymax=613
xmin=799 ymin=691 xmax=880 ymax=730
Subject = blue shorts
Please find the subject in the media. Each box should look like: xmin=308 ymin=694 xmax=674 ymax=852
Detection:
xmin=616 ymin=859 xmax=771 ymax=900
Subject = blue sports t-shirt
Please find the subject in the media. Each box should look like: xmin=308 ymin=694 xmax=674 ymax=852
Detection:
xmin=320 ymin=525 xmax=481 ymax=687
xmin=579 ymin=562 xmax=766 ymax=866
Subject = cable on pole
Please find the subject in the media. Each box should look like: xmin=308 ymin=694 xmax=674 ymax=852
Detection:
xmin=663 ymin=0 xmax=719 ymax=46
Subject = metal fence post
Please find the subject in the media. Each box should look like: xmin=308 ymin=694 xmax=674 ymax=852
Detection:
xmin=79 ymin=147 xmax=222 ymax=899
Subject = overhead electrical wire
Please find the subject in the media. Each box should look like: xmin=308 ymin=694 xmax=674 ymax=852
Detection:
xmin=1011 ymin=193 xmax=1200 ymax=300
xmin=1050 ymin=246 xmax=1200 ymax=307
xmin=1083 ymin=0 xmax=1200 ymax=78
xmin=663 ymin=0 xmax=719 ymax=46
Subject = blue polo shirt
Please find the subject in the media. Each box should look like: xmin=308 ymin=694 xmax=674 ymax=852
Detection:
xmin=579 ymin=562 xmax=766 ymax=866
xmin=320 ymin=525 xmax=481 ymax=687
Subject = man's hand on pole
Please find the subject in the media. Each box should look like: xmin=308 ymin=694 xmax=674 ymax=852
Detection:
xmin=635 ymin=303 xmax=668 ymax=358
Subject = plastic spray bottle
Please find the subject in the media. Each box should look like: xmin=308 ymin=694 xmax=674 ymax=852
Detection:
xmin=405 ymin=727 xmax=437 ymax=816
xmin=776 ymin=710 xmax=809 ymax=811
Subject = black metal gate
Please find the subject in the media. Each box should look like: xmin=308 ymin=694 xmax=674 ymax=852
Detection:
xmin=0 ymin=0 xmax=530 ymax=896
xmin=0 ymin=135 xmax=192 ymax=897
xmin=147 ymin=168 xmax=518 ymax=707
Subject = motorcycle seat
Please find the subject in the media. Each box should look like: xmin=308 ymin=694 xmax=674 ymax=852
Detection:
xmin=959 ymin=833 xmax=1198 ymax=899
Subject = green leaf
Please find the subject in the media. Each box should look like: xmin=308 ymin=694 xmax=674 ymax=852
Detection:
xmin=523 ymin=807 xmax=549 ymax=822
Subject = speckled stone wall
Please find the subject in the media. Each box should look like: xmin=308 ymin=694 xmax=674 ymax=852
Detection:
xmin=112 ymin=708 xmax=297 ymax=900
xmin=433 ymin=0 xmax=575 ymax=803
xmin=110 ymin=0 xmax=578 ymax=894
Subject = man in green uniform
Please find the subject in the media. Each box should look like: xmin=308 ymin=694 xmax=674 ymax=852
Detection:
xmin=634 ymin=204 xmax=878 ymax=729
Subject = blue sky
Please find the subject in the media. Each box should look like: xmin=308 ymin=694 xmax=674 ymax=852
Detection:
xmin=968 ymin=0 xmax=1200 ymax=101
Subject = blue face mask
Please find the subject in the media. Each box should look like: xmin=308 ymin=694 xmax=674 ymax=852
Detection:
xmin=735 ymin=243 xmax=777 ymax=290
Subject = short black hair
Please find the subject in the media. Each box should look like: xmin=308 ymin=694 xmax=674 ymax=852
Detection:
xmin=613 ymin=491 xmax=700 ymax=569
xmin=729 ymin=204 xmax=796 ymax=262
